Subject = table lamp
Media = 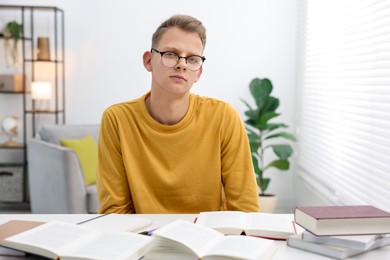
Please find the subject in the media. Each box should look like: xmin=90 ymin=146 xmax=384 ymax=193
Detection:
xmin=31 ymin=81 xmax=52 ymax=110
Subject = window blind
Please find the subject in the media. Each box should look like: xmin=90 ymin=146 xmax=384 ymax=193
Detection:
xmin=296 ymin=0 xmax=390 ymax=211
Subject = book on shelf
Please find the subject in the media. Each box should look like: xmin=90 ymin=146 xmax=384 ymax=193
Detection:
xmin=195 ymin=211 xmax=302 ymax=240
xmin=0 ymin=220 xmax=153 ymax=260
xmin=146 ymin=219 xmax=277 ymax=260
xmin=287 ymin=233 xmax=390 ymax=260
xmin=302 ymin=230 xmax=384 ymax=250
xmin=294 ymin=205 xmax=390 ymax=236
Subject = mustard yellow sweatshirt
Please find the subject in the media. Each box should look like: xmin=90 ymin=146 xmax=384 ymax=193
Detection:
xmin=97 ymin=93 xmax=259 ymax=213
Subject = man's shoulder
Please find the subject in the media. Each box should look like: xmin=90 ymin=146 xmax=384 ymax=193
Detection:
xmin=105 ymin=95 xmax=143 ymax=113
xmin=192 ymin=93 xmax=231 ymax=108
xmin=192 ymin=94 xmax=238 ymax=116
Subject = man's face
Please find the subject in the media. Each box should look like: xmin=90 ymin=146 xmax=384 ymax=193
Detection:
xmin=144 ymin=27 xmax=204 ymax=97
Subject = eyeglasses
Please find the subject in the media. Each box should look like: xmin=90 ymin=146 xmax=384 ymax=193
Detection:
xmin=151 ymin=48 xmax=206 ymax=71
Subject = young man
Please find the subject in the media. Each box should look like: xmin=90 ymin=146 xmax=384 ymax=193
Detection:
xmin=97 ymin=15 xmax=259 ymax=213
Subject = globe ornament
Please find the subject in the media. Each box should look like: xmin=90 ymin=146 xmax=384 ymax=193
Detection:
xmin=1 ymin=115 xmax=22 ymax=147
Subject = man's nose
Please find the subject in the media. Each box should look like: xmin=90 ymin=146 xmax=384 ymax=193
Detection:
xmin=175 ymin=57 xmax=187 ymax=69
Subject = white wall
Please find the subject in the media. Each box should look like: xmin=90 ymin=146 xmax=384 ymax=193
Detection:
xmin=1 ymin=0 xmax=298 ymax=208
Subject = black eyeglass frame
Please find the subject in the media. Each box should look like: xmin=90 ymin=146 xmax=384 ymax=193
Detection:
xmin=151 ymin=48 xmax=206 ymax=71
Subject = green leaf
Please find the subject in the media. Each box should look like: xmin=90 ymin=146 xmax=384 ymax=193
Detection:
xmin=247 ymin=132 xmax=260 ymax=142
xmin=250 ymin=143 xmax=260 ymax=154
xmin=250 ymin=78 xmax=272 ymax=110
xmin=245 ymin=127 xmax=259 ymax=136
xmin=264 ymin=159 xmax=290 ymax=170
xmin=272 ymin=144 xmax=293 ymax=160
xmin=255 ymin=121 xmax=268 ymax=131
xmin=265 ymin=132 xmax=297 ymax=141
xmin=251 ymin=155 xmax=262 ymax=177
xmin=241 ymin=99 xmax=259 ymax=122
xmin=263 ymin=96 xmax=280 ymax=114
xmin=258 ymin=177 xmax=270 ymax=194
xmin=5 ymin=21 xmax=23 ymax=39
xmin=244 ymin=110 xmax=259 ymax=122
xmin=265 ymin=123 xmax=288 ymax=132
xmin=259 ymin=112 xmax=280 ymax=125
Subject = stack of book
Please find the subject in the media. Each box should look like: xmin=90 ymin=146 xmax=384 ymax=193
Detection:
xmin=287 ymin=205 xmax=390 ymax=259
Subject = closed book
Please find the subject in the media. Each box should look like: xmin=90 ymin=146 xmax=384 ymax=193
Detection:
xmin=294 ymin=205 xmax=390 ymax=236
xmin=287 ymin=234 xmax=390 ymax=260
xmin=302 ymin=230 xmax=383 ymax=250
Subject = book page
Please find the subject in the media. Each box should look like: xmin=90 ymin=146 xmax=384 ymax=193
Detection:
xmin=196 ymin=211 xmax=247 ymax=235
xmin=81 ymin=214 xmax=152 ymax=233
xmin=152 ymin=220 xmax=223 ymax=256
xmin=60 ymin=232 xmax=153 ymax=260
xmin=247 ymin=213 xmax=294 ymax=231
xmin=203 ymin=235 xmax=277 ymax=260
xmin=3 ymin=221 xmax=100 ymax=258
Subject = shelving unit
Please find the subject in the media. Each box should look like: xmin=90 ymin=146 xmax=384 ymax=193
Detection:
xmin=0 ymin=5 xmax=65 ymax=203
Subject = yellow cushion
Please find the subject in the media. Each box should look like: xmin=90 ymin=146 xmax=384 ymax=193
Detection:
xmin=60 ymin=135 xmax=98 ymax=186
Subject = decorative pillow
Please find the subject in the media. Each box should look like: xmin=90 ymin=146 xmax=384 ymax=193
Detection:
xmin=60 ymin=134 xmax=98 ymax=186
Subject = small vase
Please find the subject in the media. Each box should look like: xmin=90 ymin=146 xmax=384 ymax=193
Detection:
xmin=258 ymin=194 xmax=278 ymax=213
xmin=37 ymin=37 xmax=50 ymax=60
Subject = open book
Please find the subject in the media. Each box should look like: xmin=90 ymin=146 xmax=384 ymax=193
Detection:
xmin=146 ymin=219 xmax=277 ymax=260
xmin=0 ymin=221 xmax=153 ymax=260
xmin=80 ymin=213 xmax=152 ymax=232
xmin=196 ymin=211 xmax=301 ymax=240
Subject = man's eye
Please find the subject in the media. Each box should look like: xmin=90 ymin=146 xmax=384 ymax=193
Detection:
xmin=164 ymin=52 xmax=177 ymax=58
xmin=187 ymin=56 xmax=200 ymax=64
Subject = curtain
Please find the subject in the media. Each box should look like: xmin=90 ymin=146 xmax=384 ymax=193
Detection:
xmin=296 ymin=0 xmax=390 ymax=211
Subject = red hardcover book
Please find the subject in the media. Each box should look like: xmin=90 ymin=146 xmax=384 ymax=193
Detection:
xmin=294 ymin=205 xmax=390 ymax=236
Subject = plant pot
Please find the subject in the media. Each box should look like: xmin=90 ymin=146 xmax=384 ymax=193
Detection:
xmin=258 ymin=194 xmax=278 ymax=213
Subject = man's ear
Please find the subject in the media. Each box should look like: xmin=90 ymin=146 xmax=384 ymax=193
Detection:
xmin=143 ymin=51 xmax=152 ymax=72
xmin=193 ymin=66 xmax=203 ymax=83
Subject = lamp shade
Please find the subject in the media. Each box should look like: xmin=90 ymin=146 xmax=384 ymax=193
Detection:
xmin=31 ymin=82 xmax=52 ymax=100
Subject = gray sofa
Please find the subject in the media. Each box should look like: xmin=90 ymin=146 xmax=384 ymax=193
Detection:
xmin=27 ymin=124 xmax=100 ymax=213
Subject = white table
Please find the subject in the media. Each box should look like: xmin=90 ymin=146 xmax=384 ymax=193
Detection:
xmin=1 ymin=214 xmax=390 ymax=260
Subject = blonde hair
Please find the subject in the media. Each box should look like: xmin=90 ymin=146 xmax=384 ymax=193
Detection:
xmin=152 ymin=14 xmax=206 ymax=49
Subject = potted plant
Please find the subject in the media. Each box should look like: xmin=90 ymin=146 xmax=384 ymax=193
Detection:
xmin=3 ymin=21 xmax=23 ymax=66
xmin=242 ymin=78 xmax=296 ymax=212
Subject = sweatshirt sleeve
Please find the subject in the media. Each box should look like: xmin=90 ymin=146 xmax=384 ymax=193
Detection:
xmin=96 ymin=108 xmax=135 ymax=213
xmin=220 ymin=104 xmax=260 ymax=212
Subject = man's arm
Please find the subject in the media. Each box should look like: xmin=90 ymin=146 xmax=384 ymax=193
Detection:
xmin=220 ymin=105 xmax=260 ymax=212
xmin=97 ymin=108 xmax=135 ymax=213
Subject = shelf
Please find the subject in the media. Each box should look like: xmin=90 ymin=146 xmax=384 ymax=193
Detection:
xmin=24 ymin=59 xmax=64 ymax=63
xmin=0 ymin=144 xmax=26 ymax=149
xmin=0 ymin=90 xmax=24 ymax=94
xmin=0 ymin=162 xmax=26 ymax=167
xmin=25 ymin=109 xmax=65 ymax=114
xmin=0 ymin=36 xmax=33 ymax=41
xmin=0 ymin=5 xmax=62 ymax=11
xmin=0 ymin=4 xmax=65 ymax=204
